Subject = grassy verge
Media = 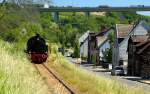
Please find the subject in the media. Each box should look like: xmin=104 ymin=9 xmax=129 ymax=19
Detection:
xmin=46 ymin=45 xmax=147 ymax=94
xmin=0 ymin=40 xmax=53 ymax=94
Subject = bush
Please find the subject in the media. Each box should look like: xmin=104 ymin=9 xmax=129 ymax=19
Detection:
xmin=73 ymin=40 xmax=80 ymax=58
xmin=0 ymin=30 xmax=19 ymax=43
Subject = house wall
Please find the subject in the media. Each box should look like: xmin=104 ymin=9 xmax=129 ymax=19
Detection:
xmin=119 ymin=38 xmax=128 ymax=61
xmin=127 ymin=41 xmax=134 ymax=75
xmin=140 ymin=48 xmax=150 ymax=77
xmin=79 ymin=31 xmax=90 ymax=58
xmin=98 ymin=29 xmax=114 ymax=61
xmin=88 ymin=34 xmax=97 ymax=63
xmin=129 ymin=45 xmax=150 ymax=77
xmin=80 ymin=39 xmax=88 ymax=58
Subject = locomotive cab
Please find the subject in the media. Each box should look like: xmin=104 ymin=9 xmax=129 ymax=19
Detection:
xmin=26 ymin=34 xmax=48 ymax=63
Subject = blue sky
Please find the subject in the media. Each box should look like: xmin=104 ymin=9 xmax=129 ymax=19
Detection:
xmin=52 ymin=0 xmax=150 ymax=7
xmin=52 ymin=0 xmax=150 ymax=16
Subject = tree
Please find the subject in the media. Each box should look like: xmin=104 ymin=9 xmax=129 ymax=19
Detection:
xmin=73 ymin=39 xmax=80 ymax=58
xmin=6 ymin=0 xmax=33 ymax=5
xmin=106 ymin=12 xmax=119 ymax=19
xmin=0 ymin=0 xmax=6 ymax=21
xmin=122 ymin=12 xmax=139 ymax=23
xmin=102 ymin=32 xmax=114 ymax=62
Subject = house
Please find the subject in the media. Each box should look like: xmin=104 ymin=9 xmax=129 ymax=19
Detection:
xmin=96 ymin=28 xmax=114 ymax=62
xmin=118 ymin=21 xmax=149 ymax=65
xmin=115 ymin=24 xmax=134 ymax=65
xmin=88 ymin=27 xmax=110 ymax=64
xmin=79 ymin=30 xmax=97 ymax=63
xmin=97 ymin=24 xmax=134 ymax=64
xmin=98 ymin=21 xmax=150 ymax=66
xmin=79 ymin=30 xmax=103 ymax=64
xmin=128 ymin=35 xmax=150 ymax=77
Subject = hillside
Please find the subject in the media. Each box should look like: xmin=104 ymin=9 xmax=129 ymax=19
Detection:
xmin=40 ymin=11 xmax=150 ymax=57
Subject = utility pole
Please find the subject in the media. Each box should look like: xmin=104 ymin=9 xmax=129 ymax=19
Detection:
xmin=85 ymin=12 xmax=90 ymax=17
xmin=112 ymin=25 xmax=119 ymax=69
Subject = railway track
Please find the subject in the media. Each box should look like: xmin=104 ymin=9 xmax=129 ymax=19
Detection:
xmin=34 ymin=63 xmax=75 ymax=94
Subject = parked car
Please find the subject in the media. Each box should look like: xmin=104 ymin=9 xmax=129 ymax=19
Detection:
xmin=71 ymin=53 xmax=75 ymax=58
xmin=111 ymin=66 xmax=125 ymax=76
xmin=64 ymin=49 xmax=73 ymax=57
xmin=64 ymin=51 xmax=72 ymax=57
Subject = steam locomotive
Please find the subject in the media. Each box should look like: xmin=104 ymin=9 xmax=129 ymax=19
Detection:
xmin=26 ymin=34 xmax=48 ymax=63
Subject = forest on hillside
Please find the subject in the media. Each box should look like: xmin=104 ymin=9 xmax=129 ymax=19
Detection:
xmin=0 ymin=1 xmax=150 ymax=56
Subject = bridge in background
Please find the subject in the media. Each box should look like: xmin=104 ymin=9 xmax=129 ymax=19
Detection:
xmin=39 ymin=6 xmax=150 ymax=22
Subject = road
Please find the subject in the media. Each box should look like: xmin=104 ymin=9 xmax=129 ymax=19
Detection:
xmin=66 ymin=57 xmax=150 ymax=93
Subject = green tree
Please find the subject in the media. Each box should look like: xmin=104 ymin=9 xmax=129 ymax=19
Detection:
xmin=102 ymin=32 xmax=114 ymax=62
xmin=73 ymin=39 xmax=80 ymax=58
xmin=0 ymin=0 xmax=6 ymax=21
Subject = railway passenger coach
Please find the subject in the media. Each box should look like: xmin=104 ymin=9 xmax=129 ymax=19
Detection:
xmin=26 ymin=34 xmax=48 ymax=63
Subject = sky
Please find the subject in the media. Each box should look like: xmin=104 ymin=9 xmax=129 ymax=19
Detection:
xmin=52 ymin=0 xmax=150 ymax=7
xmin=0 ymin=0 xmax=150 ymax=16
xmin=52 ymin=0 xmax=150 ymax=16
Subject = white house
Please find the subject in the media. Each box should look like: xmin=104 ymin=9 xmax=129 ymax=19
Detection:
xmin=97 ymin=25 xmax=133 ymax=62
xmin=96 ymin=28 xmax=114 ymax=61
xmin=79 ymin=31 xmax=90 ymax=58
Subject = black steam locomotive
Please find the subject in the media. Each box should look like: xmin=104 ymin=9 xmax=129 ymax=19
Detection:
xmin=26 ymin=34 xmax=48 ymax=63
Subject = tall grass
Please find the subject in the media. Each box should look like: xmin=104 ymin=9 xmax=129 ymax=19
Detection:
xmin=46 ymin=45 xmax=147 ymax=94
xmin=0 ymin=40 xmax=53 ymax=94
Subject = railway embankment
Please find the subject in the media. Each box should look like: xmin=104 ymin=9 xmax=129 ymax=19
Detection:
xmin=0 ymin=40 xmax=53 ymax=94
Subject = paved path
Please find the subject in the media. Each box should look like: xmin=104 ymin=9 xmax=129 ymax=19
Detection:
xmin=80 ymin=64 xmax=150 ymax=92
xmin=66 ymin=57 xmax=150 ymax=93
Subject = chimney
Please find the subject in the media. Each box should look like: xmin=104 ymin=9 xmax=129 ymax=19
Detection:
xmin=100 ymin=26 xmax=107 ymax=32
